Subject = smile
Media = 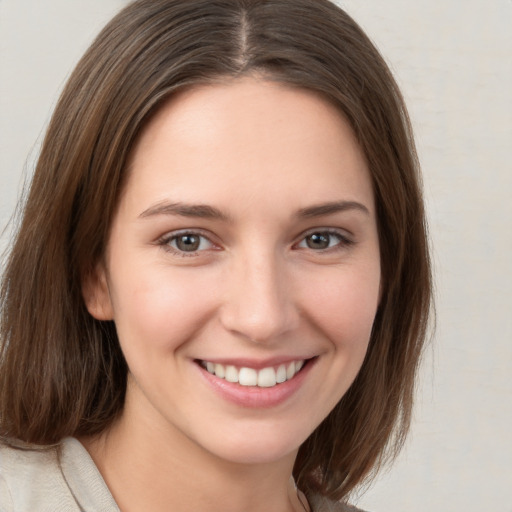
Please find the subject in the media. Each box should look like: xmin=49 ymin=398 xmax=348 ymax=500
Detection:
xmin=199 ymin=360 xmax=306 ymax=388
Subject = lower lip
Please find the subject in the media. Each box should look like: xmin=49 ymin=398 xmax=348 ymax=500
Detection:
xmin=196 ymin=360 xmax=315 ymax=408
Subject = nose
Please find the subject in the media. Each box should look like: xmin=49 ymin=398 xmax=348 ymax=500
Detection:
xmin=219 ymin=249 xmax=299 ymax=344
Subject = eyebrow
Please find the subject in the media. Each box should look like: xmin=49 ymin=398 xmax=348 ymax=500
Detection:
xmin=138 ymin=199 xmax=369 ymax=221
xmin=296 ymin=200 xmax=370 ymax=218
xmin=139 ymin=201 xmax=231 ymax=221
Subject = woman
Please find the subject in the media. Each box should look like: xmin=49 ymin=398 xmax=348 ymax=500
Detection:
xmin=0 ymin=1 xmax=431 ymax=510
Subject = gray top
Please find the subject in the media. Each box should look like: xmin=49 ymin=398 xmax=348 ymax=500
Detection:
xmin=0 ymin=438 xmax=118 ymax=511
xmin=0 ymin=438 xmax=366 ymax=512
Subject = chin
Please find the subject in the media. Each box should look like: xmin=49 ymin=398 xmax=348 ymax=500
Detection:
xmin=194 ymin=423 xmax=308 ymax=466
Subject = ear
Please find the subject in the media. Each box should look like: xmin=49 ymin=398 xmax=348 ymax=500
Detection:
xmin=82 ymin=263 xmax=114 ymax=321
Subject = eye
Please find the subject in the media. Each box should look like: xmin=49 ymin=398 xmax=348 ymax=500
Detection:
xmin=296 ymin=230 xmax=352 ymax=251
xmin=160 ymin=231 xmax=215 ymax=255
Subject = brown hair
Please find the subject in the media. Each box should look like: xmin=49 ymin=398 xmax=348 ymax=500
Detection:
xmin=0 ymin=0 xmax=431 ymax=501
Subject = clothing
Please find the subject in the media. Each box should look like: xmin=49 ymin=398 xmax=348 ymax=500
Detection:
xmin=308 ymin=494 xmax=367 ymax=512
xmin=0 ymin=438 xmax=118 ymax=512
xmin=0 ymin=438 xmax=366 ymax=512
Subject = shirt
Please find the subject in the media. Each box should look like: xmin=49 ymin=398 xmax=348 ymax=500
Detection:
xmin=0 ymin=438 xmax=366 ymax=512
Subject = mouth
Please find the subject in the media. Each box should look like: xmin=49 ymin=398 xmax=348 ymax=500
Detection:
xmin=196 ymin=358 xmax=312 ymax=389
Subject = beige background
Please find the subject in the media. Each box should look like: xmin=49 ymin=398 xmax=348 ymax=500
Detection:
xmin=1 ymin=1 xmax=511 ymax=510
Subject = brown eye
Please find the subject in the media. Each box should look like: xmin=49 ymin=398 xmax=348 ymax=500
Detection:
xmin=296 ymin=230 xmax=351 ymax=251
xmin=166 ymin=233 xmax=214 ymax=254
xmin=305 ymin=232 xmax=331 ymax=250
xmin=175 ymin=234 xmax=201 ymax=252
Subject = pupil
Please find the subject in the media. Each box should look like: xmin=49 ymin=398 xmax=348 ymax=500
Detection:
xmin=307 ymin=233 xmax=329 ymax=249
xmin=177 ymin=235 xmax=200 ymax=252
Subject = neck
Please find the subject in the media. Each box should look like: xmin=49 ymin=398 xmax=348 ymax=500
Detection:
xmin=80 ymin=384 xmax=308 ymax=512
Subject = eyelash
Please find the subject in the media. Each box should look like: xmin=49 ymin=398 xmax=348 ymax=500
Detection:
xmin=157 ymin=229 xmax=217 ymax=257
xmin=296 ymin=229 xmax=354 ymax=252
xmin=157 ymin=228 xmax=354 ymax=257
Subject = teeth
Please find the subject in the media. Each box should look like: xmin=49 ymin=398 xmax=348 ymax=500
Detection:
xmin=257 ymin=367 xmax=276 ymax=388
xmin=201 ymin=359 xmax=307 ymax=388
xmin=225 ymin=365 xmax=239 ymax=383
xmin=286 ymin=362 xmax=295 ymax=380
xmin=276 ymin=364 xmax=287 ymax=384
xmin=239 ymin=367 xmax=257 ymax=386
xmin=214 ymin=363 xmax=225 ymax=379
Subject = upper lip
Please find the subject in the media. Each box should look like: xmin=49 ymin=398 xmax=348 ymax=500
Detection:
xmin=195 ymin=356 xmax=315 ymax=370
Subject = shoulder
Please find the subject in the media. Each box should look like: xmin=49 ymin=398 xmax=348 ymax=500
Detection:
xmin=309 ymin=493 xmax=369 ymax=512
xmin=0 ymin=439 xmax=87 ymax=511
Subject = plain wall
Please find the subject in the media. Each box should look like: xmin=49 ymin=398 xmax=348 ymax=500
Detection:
xmin=1 ymin=1 xmax=511 ymax=511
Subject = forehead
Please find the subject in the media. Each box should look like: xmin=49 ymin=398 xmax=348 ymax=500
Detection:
xmin=122 ymin=76 xmax=373 ymax=216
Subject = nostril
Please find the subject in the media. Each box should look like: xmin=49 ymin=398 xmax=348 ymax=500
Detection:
xmin=218 ymin=264 xmax=299 ymax=343
xmin=219 ymin=303 xmax=300 ymax=344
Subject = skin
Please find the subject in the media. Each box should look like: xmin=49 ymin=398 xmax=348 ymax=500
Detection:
xmin=82 ymin=76 xmax=381 ymax=512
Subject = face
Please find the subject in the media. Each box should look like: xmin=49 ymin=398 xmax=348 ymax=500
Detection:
xmin=85 ymin=77 xmax=381 ymax=466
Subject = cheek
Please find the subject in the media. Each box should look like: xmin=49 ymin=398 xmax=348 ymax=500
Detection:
xmin=109 ymin=265 xmax=220 ymax=353
xmin=303 ymin=264 xmax=380 ymax=350
xmin=292 ymin=264 xmax=381 ymax=423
